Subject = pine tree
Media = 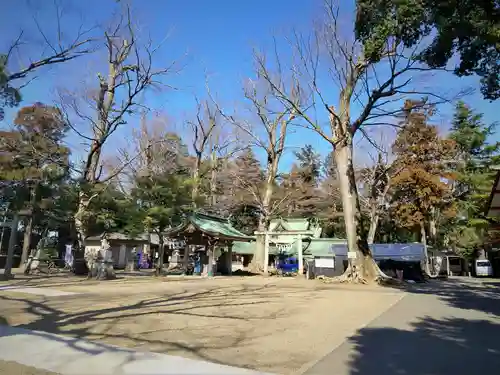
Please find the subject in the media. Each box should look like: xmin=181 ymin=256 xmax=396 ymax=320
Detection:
xmin=0 ymin=103 xmax=70 ymax=264
xmin=323 ymin=151 xmax=337 ymax=179
xmin=293 ymin=145 xmax=322 ymax=185
xmin=132 ymin=169 xmax=194 ymax=275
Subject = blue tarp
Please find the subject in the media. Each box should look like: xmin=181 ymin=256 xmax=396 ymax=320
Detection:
xmin=329 ymin=243 xmax=425 ymax=262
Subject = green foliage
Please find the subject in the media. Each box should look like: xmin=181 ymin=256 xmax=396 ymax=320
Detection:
xmin=355 ymin=0 xmax=500 ymax=100
xmin=80 ymin=184 xmax=137 ymax=236
xmin=0 ymin=103 xmax=69 ymax=178
xmin=293 ymin=144 xmax=322 ymax=185
xmin=0 ymin=103 xmax=71 ymax=231
xmin=281 ymin=164 xmax=323 ymax=219
xmin=323 ymin=151 xmax=337 ymax=179
xmin=0 ymin=54 xmax=21 ymax=121
xmin=229 ymin=204 xmax=261 ymax=235
xmin=444 ymin=102 xmax=500 ymax=256
xmin=132 ymin=171 xmax=195 ymax=236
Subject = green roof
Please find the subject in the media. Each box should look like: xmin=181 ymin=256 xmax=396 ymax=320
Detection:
xmin=231 ymin=238 xmax=346 ymax=256
xmin=232 ymin=241 xmax=256 ymax=254
xmin=303 ymin=238 xmax=346 ymax=257
xmin=166 ymin=213 xmax=253 ymax=241
xmin=269 ymin=218 xmax=311 ymax=232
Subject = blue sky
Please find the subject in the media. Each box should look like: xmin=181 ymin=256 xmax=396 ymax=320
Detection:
xmin=1 ymin=0 xmax=498 ymax=172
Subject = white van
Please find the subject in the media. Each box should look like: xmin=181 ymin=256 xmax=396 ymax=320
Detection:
xmin=475 ymin=259 xmax=493 ymax=277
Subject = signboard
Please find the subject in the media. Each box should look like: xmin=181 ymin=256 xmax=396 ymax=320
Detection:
xmin=315 ymin=257 xmax=335 ymax=268
xmin=167 ymin=240 xmax=186 ymax=250
xmin=347 ymin=251 xmax=357 ymax=259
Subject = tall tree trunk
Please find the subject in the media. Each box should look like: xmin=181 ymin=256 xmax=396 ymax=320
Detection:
xmin=192 ymin=156 xmax=202 ymax=207
xmin=367 ymin=179 xmax=391 ymax=244
xmin=429 ymin=206 xmax=437 ymax=246
xmin=3 ymin=214 xmax=19 ymax=279
xmin=252 ymin=215 xmax=268 ymax=272
xmin=420 ymin=222 xmax=430 ymax=275
xmin=334 ymin=142 xmax=378 ymax=281
xmin=74 ymin=191 xmax=115 ymax=278
xmin=251 ymin=160 xmax=276 ymax=272
xmin=156 ymin=234 xmax=165 ymax=276
xmin=21 ymin=215 xmax=33 ymax=266
xmin=74 ymin=192 xmax=90 ymax=253
xmin=21 ymin=185 xmax=37 ymax=268
xmin=209 ymin=150 xmax=217 ymax=208
xmin=367 ymin=207 xmax=379 ymax=245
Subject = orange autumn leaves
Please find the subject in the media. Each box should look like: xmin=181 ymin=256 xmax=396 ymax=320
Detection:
xmin=390 ymin=102 xmax=458 ymax=228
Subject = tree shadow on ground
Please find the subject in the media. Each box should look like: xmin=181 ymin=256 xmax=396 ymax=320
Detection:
xmin=347 ymin=315 xmax=500 ymax=375
xmin=0 ymin=283 xmax=305 ymax=372
xmin=0 ymin=273 xmax=89 ymax=288
xmin=383 ymin=278 xmax=500 ymax=317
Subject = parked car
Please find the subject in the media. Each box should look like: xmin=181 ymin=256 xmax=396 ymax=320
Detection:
xmin=475 ymin=259 xmax=493 ymax=277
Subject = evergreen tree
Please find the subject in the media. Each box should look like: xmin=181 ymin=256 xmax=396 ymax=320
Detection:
xmin=293 ymin=145 xmax=322 ymax=185
xmin=445 ymin=102 xmax=500 ymax=257
xmin=0 ymin=103 xmax=70 ymax=263
xmin=131 ymin=156 xmax=195 ymax=275
xmin=323 ymin=151 xmax=337 ymax=179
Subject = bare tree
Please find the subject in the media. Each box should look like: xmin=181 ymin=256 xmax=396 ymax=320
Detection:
xmin=214 ymin=55 xmax=300 ymax=271
xmin=256 ymin=0 xmax=457 ymax=282
xmin=126 ymin=113 xmax=182 ymax=180
xmin=1 ymin=1 xmax=94 ymax=119
xmin=59 ymin=6 xmax=180 ymax=278
xmin=358 ymin=150 xmax=400 ymax=244
xmin=205 ymin=125 xmax=245 ymax=212
xmin=186 ymin=98 xmax=219 ymax=206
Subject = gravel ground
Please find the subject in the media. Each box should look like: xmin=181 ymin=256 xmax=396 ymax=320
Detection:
xmin=0 ymin=277 xmax=403 ymax=374
xmin=0 ymin=360 xmax=60 ymax=375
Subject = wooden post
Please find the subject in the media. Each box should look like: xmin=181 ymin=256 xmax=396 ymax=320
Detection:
xmin=3 ymin=214 xmax=19 ymax=279
xmin=183 ymin=245 xmax=190 ymax=273
xmin=227 ymin=242 xmax=233 ymax=276
xmin=264 ymin=233 xmax=270 ymax=275
xmin=297 ymin=234 xmax=303 ymax=276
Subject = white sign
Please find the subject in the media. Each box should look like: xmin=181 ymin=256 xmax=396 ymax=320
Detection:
xmin=167 ymin=240 xmax=186 ymax=250
xmin=315 ymin=257 xmax=335 ymax=268
xmin=347 ymin=251 xmax=357 ymax=259
xmin=277 ymin=243 xmax=293 ymax=252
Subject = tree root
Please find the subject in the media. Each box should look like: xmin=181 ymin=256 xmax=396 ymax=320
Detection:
xmin=316 ymin=263 xmax=402 ymax=286
xmin=317 ymin=269 xmax=369 ymax=284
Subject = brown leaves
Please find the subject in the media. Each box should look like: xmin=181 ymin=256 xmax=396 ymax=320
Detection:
xmin=390 ymin=103 xmax=456 ymax=228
